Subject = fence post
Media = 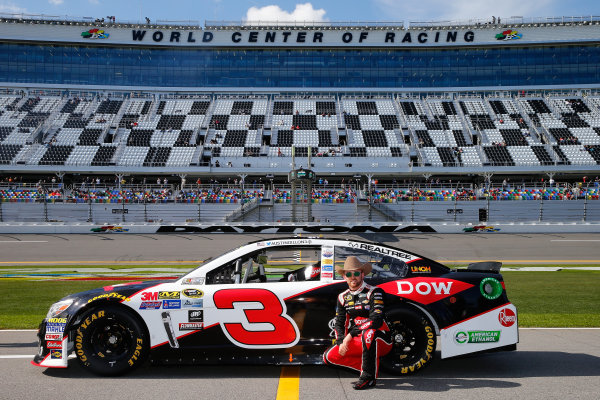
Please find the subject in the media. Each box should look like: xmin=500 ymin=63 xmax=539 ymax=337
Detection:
xmin=538 ymin=195 xmax=544 ymax=222
xmin=122 ymin=198 xmax=126 ymax=223
xmin=144 ymin=198 xmax=148 ymax=223
xmin=87 ymin=198 xmax=93 ymax=223
xmin=0 ymin=199 xmax=3 ymax=222
xmin=582 ymin=183 xmax=589 ymax=222
xmin=411 ymin=186 xmax=415 ymax=223
xmin=453 ymin=194 xmax=458 ymax=222
xmin=197 ymin=199 xmax=201 ymax=223
xmin=43 ymin=191 xmax=49 ymax=223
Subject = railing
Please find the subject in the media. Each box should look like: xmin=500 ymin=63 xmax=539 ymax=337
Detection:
xmin=4 ymin=12 xmax=600 ymax=30
xmin=0 ymin=193 xmax=598 ymax=224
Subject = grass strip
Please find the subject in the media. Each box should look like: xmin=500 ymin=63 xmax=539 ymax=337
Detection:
xmin=0 ymin=270 xmax=598 ymax=329
xmin=0 ymin=279 xmax=128 ymax=329
xmin=503 ymin=270 xmax=600 ymax=327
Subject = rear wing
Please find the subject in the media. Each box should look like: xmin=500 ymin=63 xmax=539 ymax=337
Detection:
xmin=467 ymin=261 xmax=502 ymax=273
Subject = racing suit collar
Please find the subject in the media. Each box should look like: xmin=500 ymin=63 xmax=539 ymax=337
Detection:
xmin=349 ymin=281 xmax=367 ymax=295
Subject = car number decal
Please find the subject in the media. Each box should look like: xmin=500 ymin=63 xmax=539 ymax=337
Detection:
xmin=213 ymin=288 xmax=300 ymax=349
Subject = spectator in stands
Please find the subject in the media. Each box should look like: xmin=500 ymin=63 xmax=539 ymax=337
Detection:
xmin=163 ymin=177 xmax=168 ymax=186
xmin=278 ymin=147 xmax=283 ymax=157
xmin=215 ymin=160 xmax=220 ymax=167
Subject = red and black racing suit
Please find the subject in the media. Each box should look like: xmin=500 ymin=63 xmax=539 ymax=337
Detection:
xmin=323 ymin=282 xmax=392 ymax=379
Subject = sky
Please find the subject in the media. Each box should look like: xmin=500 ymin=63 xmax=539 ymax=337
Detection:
xmin=1 ymin=0 xmax=600 ymax=25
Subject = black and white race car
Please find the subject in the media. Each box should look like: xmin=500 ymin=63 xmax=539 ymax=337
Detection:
xmin=33 ymin=238 xmax=518 ymax=376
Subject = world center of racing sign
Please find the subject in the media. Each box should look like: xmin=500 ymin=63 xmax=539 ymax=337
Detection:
xmin=3 ymin=21 xmax=600 ymax=48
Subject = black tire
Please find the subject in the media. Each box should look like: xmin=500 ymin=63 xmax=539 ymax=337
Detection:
xmin=74 ymin=305 xmax=149 ymax=376
xmin=381 ymin=307 xmax=436 ymax=375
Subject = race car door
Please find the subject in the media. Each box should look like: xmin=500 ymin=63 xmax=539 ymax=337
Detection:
xmin=174 ymin=245 xmax=342 ymax=361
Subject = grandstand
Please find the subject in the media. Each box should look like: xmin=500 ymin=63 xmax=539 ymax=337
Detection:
xmin=0 ymin=14 xmax=600 ymax=226
xmin=1 ymin=91 xmax=600 ymax=176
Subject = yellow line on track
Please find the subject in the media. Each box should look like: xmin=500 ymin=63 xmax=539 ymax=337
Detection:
xmin=276 ymin=366 xmax=300 ymax=400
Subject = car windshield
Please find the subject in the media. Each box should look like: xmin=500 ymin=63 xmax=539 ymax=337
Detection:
xmin=334 ymin=246 xmax=409 ymax=280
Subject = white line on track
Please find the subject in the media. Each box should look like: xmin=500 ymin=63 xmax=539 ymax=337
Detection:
xmin=519 ymin=327 xmax=600 ymax=330
xmin=0 ymin=241 xmax=48 ymax=243
xmin=0 ymin=355 xmax=76 ymax=359
xmin=550 ymin=240 xmax=600 ymax=242
xmin=0 ymin=355 xmax=34 ymax=359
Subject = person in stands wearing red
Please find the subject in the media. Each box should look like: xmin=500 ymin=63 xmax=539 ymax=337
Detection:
xmin=323 ymin=256 xmax=392 ymax=390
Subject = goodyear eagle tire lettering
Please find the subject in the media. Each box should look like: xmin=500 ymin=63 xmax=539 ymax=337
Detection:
xmin=381 ymin=308 xmax=436 ymax=375
xmin=75 ymin=306 xmax=149 ymax=376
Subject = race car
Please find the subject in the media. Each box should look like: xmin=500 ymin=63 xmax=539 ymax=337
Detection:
xmin=32 ymin=237 xmax=518 ymax=376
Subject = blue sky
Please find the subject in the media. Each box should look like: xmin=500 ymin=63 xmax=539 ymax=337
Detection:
xmin=2 ymin=1 xmax=600 ymax=25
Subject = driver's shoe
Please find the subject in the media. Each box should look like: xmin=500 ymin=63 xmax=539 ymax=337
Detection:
xmin=352 ymin=377 xmax=376 ymax=390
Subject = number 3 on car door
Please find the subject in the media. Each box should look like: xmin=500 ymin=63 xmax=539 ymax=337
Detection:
xmin=213 ymin=288 xmax=300 ymax=348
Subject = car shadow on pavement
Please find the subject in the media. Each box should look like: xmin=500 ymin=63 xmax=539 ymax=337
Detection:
xmin=424 ymin=350 xmax=600 ymax=379
xmin=43 ymin=350 xmax=600 ymax=382
xmin=376 ymin=377 xmax=520 ymax=392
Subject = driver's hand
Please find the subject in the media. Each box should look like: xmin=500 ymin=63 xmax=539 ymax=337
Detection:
xmin=339 ymin=334 xmax=352 ymax=356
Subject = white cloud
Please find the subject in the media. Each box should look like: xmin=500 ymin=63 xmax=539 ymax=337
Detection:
xmin=49 ymin=0 xmax=64 ymax=5
xmin=374 ymin=0 xmax=558 ymax=23
xmin=244 ymin=3 xmax=327 ymax=24
xmin=89 ymin=0 xmax=99 ymax=4
xmin=0 ymin=1 xmax=26 ymax=13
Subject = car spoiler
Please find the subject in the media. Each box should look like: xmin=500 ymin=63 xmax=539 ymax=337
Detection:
xmin=466 ymin=261 xmax=502 ymax=273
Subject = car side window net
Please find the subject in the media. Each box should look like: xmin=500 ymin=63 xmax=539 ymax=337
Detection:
xmin=334 ymin=246 xmax=408 ymax=280
xmin=205 ymin=246 xmax=322 ymax=284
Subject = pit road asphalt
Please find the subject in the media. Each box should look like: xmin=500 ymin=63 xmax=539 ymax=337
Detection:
xmin=1 ymin=329 xmax=599 ymax=400
xmin=1 ymin=233 xmax=599 ymax=399
xmin=1 ymin=233 xmax=600 ymax=264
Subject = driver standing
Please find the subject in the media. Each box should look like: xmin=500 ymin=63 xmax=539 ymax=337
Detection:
xmin=323 ymin=256 xmax=392 ymax=390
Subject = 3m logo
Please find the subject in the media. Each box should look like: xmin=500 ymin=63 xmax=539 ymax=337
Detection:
xmin=141 ymin=292 xmax=158 ymax=301
xmin=378 ymin=278 xmax=474 ymax=305
xmin=498 ymin=308 xmax=516 ymax=327
xmin=213 ymin=288 xmax=299 ymax=349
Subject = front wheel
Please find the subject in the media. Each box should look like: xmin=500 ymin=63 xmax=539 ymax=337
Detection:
xmin=381 ymin=308 xmax=436 ymax=375
xmin=74 ymin=306 xmax=149 ymax=376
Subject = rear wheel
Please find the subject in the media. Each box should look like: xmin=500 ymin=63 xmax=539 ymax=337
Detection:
xmin=381 ymin=308 xmax=436 ymax=375
xmin=75 ymin=306 xmax=148 ymax=376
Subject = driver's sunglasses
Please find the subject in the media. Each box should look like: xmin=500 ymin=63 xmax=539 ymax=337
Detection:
xmin=345 ymin=271 xmax=361 ymax=277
